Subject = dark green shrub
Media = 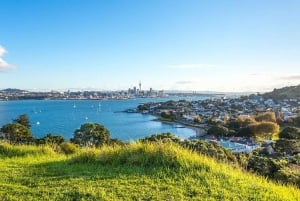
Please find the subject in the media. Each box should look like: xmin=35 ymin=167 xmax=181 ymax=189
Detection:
xmin=140 ymin=133 xmax=181 ymax=144
xmin=275 ymin=139 xmax=300 ymax=154
xmin=279 ymin=127 xmax=300 ymax=139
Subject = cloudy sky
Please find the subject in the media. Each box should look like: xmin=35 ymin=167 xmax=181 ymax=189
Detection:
xmin=1 ymin=0 xmax=300 ymax=92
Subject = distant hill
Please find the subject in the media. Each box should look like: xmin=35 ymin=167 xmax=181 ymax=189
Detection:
xmin=0 ymin=88 xmax=28 ymax=93
xmin=263 ymin=84 xmax=300 ymax=100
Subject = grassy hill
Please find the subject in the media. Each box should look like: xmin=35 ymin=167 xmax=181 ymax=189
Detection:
xmin=0 ymin=142 xmax=300 ymax=201
xmin=263 ymin=84 xmax=300 ymax=100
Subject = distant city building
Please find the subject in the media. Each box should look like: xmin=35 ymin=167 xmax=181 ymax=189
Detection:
xmin=139 ymin=81 xmax=142 ymax=92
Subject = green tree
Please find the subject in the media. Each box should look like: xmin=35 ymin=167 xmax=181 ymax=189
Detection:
xmin=160 ymin=111 xmax=176 ymax=121
xmin=71 ymin=123 xmax=110 ymax=147
xmin=227 ymin=116 xmax=256 ymax=131
xmin=248 ymin=122 xmax=279 ymax=140
xmin=13 ymin=114 xmax=31 ymax=128
xmin=137 ymin=104 xmax=150 ymax=111
xmin=207 ymin=125 xmax=229 ymax=137
xmin=1 ymin=123 xmax=32 ymax=144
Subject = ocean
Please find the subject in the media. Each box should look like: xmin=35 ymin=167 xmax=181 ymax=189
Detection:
xmin=0 ymin=96 xmax=209 ymax=141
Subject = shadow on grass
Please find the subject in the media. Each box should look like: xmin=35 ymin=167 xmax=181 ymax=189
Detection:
xmin=28 ymin=158 xmax=175 ymax=181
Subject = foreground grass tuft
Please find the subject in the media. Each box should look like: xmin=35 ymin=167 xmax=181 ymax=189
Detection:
xmin=0 ymin=142 xmax=55 ymax=158
xmin=0 ymin=142 xmax=299 ymax=200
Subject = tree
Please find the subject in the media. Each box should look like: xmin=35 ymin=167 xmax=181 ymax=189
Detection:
xmin=13 ymin=114 xmax=31 ymax=129
xmin=1 ymin=123 xmax=32 ymax=144
xmin=160 ymin=111 xmax=176 ymax=121
xmin=237 ymin=127 xmax=253 ymax=137
xmin=193 ymin=115 xmax=201 ymax=123
xmin=137 ymin=104 xmax=150 ymax=111
xmin=207 ymin=125 xmax=229 ymax=137
xmin=227 ymin=116 xmax=255 ymax=131
xmin=255 ymin=112 xmax=276 ymax=123
xmin=71 ymin=123 xmax=110 ymax=147
xmin=248 ymin=122 xmax=280 ymax=140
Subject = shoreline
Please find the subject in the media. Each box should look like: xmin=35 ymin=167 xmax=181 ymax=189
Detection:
xmin=152 ymin=117 xmax=207 ymax=137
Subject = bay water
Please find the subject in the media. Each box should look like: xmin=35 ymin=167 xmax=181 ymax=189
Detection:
xmin=0 ymin=96 xmax=209 ymax=141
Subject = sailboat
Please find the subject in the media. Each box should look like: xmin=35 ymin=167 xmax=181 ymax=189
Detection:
xmin=97 ymin=102 xmax=101 ymax=112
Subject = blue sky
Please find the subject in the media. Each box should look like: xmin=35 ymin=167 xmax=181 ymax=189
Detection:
xmin=1 ymin=0 xmax=300 ymax=92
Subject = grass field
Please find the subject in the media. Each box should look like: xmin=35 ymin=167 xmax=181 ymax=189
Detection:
xmin=0 ymin=142 xmax=299 ymax=201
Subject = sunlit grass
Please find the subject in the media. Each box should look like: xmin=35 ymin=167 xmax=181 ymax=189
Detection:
xmin=0 ymin=142 xmax=299 ymax=200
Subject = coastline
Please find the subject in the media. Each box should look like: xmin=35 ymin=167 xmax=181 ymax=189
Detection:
xmin=152 ymin=117 xmax=207 ymax=137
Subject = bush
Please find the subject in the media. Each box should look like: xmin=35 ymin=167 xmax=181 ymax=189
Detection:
xmin=275 ymin=139 xmax=300 ymax=154
xmin=247 ymin=155 xmax=287 ymax=177
xmin=274 ymin=166 xmax=300 ymax=186
xmin=279 ymin=127 xmax=300 ymax=139
xmin=139 ymin=133 xmax=181 ymax=143
xmin=60 ymin=142 xmax=78 ymax=155
xmin=181 ymin=140 xmax=237 ymax=163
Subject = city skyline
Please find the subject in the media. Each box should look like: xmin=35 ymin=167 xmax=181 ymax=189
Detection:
xmin=1 ymin=0 xmax=300 ymax=92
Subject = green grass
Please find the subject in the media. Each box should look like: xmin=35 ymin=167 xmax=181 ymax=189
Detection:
xmin=0 ymin=142 xmax=299 ymax=201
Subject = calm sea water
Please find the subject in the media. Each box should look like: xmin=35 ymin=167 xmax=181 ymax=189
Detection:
xmin=0 ymin=96 xmax=209 ymax=141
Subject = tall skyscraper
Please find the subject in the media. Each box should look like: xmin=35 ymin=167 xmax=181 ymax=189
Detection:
xmin=139 ymin=81 xmax=142 ymax=92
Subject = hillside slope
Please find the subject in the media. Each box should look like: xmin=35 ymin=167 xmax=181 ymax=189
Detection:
xmin=263 ymin=84 xmax=300 ymax=100
xmin=0 ymin=142 xmax=299 ymax=201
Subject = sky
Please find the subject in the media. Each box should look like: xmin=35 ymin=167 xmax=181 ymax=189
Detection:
xmin=1 ymin=0 xmax=300 ymax=92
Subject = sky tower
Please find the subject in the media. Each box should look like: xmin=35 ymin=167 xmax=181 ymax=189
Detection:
xmin=139 ymin=81 xmax=142 ymax=91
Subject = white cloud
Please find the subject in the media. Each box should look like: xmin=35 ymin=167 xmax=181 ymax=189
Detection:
xmin=165 ymin=72 xmax=300 ymax=93
xmin=168 ymin=63 xmax=216 ymax=69
xmin=0 ymin=45 xmax=13 ymax=71
xmin=277 ymin=74 xmax=300 ymax=81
